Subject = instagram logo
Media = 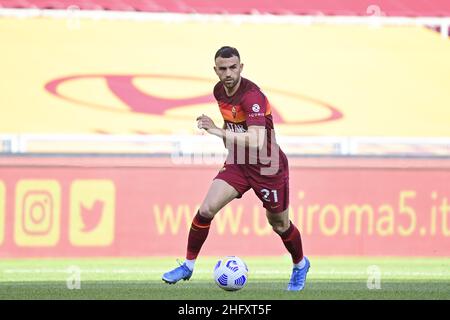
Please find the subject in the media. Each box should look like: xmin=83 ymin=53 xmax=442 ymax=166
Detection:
xmin=22 ymin=191 xmax=54 ymax=235
xmin=15 ymin=180 xmax=61 ymax=247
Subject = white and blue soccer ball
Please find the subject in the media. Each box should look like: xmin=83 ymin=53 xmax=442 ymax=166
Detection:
xmin=213 ymin=256 xmax=248 ymax=291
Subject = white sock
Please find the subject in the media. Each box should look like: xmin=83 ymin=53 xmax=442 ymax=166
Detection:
xmin=294 ymin=257 xmax=306 ymax=269
xmin=184 ymin=259 xmax=195 ymax=271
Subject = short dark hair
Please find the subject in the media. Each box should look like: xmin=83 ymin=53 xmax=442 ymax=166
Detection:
xmin=214 ymin=46 xmax=240 ymax=60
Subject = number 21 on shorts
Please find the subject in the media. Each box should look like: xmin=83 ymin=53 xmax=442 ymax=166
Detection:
xmin=260 ymin=188 xmax=278 ymax=203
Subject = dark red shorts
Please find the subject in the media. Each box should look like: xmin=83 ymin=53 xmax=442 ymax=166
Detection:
xmin=214 ymin=153 xmax=289 ymax=214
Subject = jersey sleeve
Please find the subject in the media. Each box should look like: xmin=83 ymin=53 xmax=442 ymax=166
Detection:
xmin=241 ymin=89 xmax=267 ymax=126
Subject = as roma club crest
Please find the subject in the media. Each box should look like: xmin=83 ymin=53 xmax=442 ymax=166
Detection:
xmin=232 ymin=106 xmax=237 ymax=119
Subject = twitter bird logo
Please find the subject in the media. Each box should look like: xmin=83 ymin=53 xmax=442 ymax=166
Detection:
xmin=70 ymin=180 xmax=115 ymax=246
xmin=80 ymin=200 xmax=104 ymax=232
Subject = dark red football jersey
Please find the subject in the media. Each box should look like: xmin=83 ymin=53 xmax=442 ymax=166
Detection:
xmin=213 ymin=77 xmax=287 ymax=173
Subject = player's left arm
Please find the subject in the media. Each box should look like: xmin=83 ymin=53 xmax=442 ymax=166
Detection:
xmin=196 ymin=116 xmax=265 ymax=150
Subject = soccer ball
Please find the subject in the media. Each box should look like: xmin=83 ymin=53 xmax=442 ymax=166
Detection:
xmin=213 ymin=256 xmax=248 ymax=291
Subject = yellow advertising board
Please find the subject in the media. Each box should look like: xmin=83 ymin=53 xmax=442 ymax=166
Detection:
xmin=1 ymin=17 xmax=450 ymax=136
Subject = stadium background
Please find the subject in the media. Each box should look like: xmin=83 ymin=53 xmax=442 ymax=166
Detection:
xmin=0 ymin=0 xmax=449 ymax=299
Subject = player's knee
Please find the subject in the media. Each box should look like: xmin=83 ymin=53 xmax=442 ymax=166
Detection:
xmin=268 ymin=220 xmax=289 ymax=235
xmin=271 ymin=225 xmax=287 ymax=235
xmin=198 ymin=203 xmax=217 ymax=219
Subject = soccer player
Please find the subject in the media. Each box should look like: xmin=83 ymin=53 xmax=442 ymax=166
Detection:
xmin=162 ymin=46 xmax=310 ymax=291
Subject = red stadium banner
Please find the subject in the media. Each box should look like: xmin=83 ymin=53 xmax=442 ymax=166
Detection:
xmin=0 ymin=157 xmax=449 ymax=257
xmin=1 ymin=0 xmax=450 ymax=16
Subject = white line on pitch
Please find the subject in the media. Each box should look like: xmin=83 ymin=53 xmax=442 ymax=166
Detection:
xmin=2 ymin=268 xmax=449 ymax=277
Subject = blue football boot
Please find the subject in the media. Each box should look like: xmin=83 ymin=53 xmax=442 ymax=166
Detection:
xmin=287 ymin=256 xmax=310 ymax=291
xmin=162 ymin=260 xmax=193 ymax=284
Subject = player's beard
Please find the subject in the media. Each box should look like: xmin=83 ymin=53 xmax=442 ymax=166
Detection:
xmin=223 ymin=76 xmax=239 ymax=90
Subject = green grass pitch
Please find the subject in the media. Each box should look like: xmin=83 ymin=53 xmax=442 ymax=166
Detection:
xmin=0 ymin=256 xmax=449 ymax=300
